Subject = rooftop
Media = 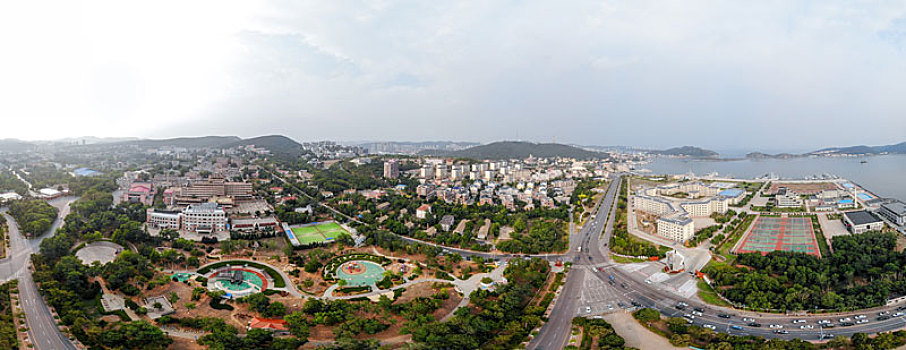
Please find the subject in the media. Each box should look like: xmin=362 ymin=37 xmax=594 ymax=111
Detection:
xmin=844 ymin=211 xmax=882 ymax=226
xmin=882 ymin=201 xmax=906 ymax=215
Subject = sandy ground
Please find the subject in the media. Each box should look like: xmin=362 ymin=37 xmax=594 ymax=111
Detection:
xmin=818 ymin=213 xmax=850 ymax=238
xmin=603 ymin=312 xmax=684 ymax=350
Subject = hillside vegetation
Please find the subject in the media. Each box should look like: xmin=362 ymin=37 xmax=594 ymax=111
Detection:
xmin=424 ymin=141 xmax=609 ymax=160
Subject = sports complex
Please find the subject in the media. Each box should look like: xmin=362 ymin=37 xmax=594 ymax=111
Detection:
xmin=288 ymin=221 xmax=351 ymax=245
xmin=733 ymin=216 xmax=821 ymax=257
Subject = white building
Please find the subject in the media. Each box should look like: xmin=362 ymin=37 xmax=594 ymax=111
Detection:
xmin=680 ymin=197 xmax=728 ymax=217
xmin=182 ymin=203 xmax=227 ymax=233
xmin=843 ymin=211 xmax=884 ymax=234
xmin=634 ymin=195 xmax=675 ymax=216
xmin=147 ymin=210 xmax=181 ymax=230
xmin=657 ymin=213 xmax=694 ymax=243
xmin=878 ymin=201 xmax=906 ymax=226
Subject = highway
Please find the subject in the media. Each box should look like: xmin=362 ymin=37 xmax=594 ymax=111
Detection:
xmin=1 ymin=197 xmax=78 ymax=350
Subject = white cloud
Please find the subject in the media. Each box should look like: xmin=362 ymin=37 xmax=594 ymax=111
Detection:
xmin=1 ymin=1 xmax=906 ymax=149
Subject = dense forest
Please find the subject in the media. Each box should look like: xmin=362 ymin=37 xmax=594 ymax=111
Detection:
xmin=0 ymin=170 xmax=27 ymax=195
xmin=411 ymin=258 xmax=550 ymax=349
xmin=705 ymin=232 xmax=906 ymax=311
xmin=32 ymin=181 xmax=173 ymax=349
xmin=8 ymin=199 xmax=58 ymax=237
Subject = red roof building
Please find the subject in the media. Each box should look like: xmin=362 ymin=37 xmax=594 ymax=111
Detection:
xmin=248 ymin=317 xmax=288 ymax=332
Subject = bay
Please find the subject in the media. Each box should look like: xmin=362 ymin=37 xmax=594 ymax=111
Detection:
xmin=643 ymin=154 xmax=906 ymax=201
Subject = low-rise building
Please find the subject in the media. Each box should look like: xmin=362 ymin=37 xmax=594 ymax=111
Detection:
xmin=843 ymin=211 xmax=884 ymax=234
xmin=440 ymin=215 xmax=455 ymax=231
xmin=878 ymin=201 xmax=906 ymax=226
xmin=416 ymin=204 xmax=432 ymax=219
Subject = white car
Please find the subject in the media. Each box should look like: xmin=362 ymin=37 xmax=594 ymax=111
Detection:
xmin=692 ymin=311 xmax=703 ymax=317
xmin=792 ymin=319 xmax=806 ymax=324
xmin=854 ymin=315 xmax=867 ymax=320
xmin=742 ymin=317 xmax=755 ymax=322
xmin=769 ymin=324 xmax=784 ymax=329
xmin=800 ymin=325 xmax=814 ymax=329
xmin=817 ymin=320 xmax=831 ymax=324
xmin=856 ymin=319 xmax=869 ymax=324
xmin=684 ymin=314 xmax=695 ymax=319
xmin=585 ymin=307 xmax=591 ymax=313
xmin=703 ymin=324 xmax=716 ymax=330
xmin=879 ymin=311 xmax=891 ymax=316
xmin=839 ymin=317 xmax=852 ymax=323
xmin=894 ymin=312 xmax=904 ymax=317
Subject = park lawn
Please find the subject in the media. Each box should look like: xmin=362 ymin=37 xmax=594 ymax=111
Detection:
xmin=697 ymin=280 xmax=731 ymax=307
xmin=611 ymin=255 xmax=647 ymax=263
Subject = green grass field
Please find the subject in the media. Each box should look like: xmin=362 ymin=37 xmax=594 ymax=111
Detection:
xmin=291 ymin=222 xmax=351 ymax=244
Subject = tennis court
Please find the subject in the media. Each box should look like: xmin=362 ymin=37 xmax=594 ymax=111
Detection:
xmin=290 ymin=221 xmax=351 ymax=244
xmin=734 ymin=216 xmax=821 ymax=257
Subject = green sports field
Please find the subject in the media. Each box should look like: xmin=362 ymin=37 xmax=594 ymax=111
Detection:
xmin=291 ymin=222 xmax=351 ymax=244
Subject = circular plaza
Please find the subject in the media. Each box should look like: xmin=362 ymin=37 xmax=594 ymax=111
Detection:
xmin=336 ymin=260 xmax=385 ymax=287
xmin=208 ymin=266 xmax=269 ymax=297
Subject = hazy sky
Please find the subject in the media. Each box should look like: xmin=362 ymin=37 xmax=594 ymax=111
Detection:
xmin=2 ymin=1 xmax=906 ymax=151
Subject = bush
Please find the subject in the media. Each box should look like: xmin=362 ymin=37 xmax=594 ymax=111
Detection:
xmin=209 ymin=298 xmax=234 ymax=311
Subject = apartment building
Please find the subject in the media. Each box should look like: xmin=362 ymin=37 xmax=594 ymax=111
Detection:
xmin=657 ymin=213 xmax=695 ymax=243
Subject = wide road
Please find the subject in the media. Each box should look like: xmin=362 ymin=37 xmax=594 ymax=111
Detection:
xmin=532 ymin=174 xmax=906 ymax=348
xmin=1 ymin=197 xmax=78 ymax=350
xmin=528 ymin=174 xmax=619 ymax=349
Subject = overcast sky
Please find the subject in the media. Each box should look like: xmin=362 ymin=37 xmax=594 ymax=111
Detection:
xmin=2 ymin=1 xmax=906 ymax=151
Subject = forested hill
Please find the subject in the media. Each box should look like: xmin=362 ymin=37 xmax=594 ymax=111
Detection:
xmin=420 ymin=141 xmax=609 ymax=160
xmin=224 ymin=135 xmax=308 ymax=161
xmin=810 ymin=141 xmax=906 ymax=155
xmin=110 ymin=136 xmax=242 ymax=149
xmin=650 ymin=146 xmax=719 ymax=157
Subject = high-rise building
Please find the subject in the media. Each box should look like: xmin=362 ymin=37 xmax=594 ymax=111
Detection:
xmin=383 ymin=159 xmax=399 ymax=179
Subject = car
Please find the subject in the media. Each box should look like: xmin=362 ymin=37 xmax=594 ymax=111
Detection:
xmin=692 ymin=311 xmax=703 ymax=317
xmin=597 ymin=267 xmax=606 ymax=272
xmin=877 ymin=316 xmax=891 ymax=321
xmin=645 ymin=280 xmax=652 ymax=284
xmin=856 ymin=319 xmax=869 ymax=324
xmin=748 ymin=323 xmax=762 ymax=327
xmin=800 ymin=325 xmax=814 ymax=329
xmin=620 ymin=283 xmax=627 ymax=289
xmin=617 ymin=302 xmax=626 ymax=308
xmin=685 ymin=318 xmax=694 ymax=324
xmin=608 ymin=280 xmax=616 ymax=285
xmin=879 ymin=311 xmax=891 ymax=316
xmin=693 ymin=307 xmax=705 ymax=313
xmin=742 ymin=317 xmax=755 ymax=323
xmin=839 ymin=322 xmax=855 ymax=327
xmin=822 ymin=334 xmax=835 ymax=340
xmin=683 ymin=314 xmax=695 ymax=320
xmin=718 ymin=314 xmax=731 ymax=319
xmin=839 ymin=317 xmax=852 ymax=323
xmin=769 ymin=324 xmax=784 ymax=329
xmin=898 ymin=306 xmax=906 ymax=311
xmin=631 ymin=301 xmax=641 ymax=307
xmin=854 ymin=315 xmax=867 ymax=320
xmin=823 ymin=324 xmax=836 ymax=328
xmin=703 ymin=324 xmax=716 ymax=330
xmin=607 ymin=304 xmax=615 ymax=310
xmin=774 ymin=330 xmax=789 ymax=334
xmin=895 ymin=312 xmax=905 ymax=317
xmin=792 ymin=319 xmax=806 ymax=324
xmin=585 ymin=307 xmax=591 ymax=313
xmin=730 ymin=325 xmax=743 ymax=330
xmin=817 ymin=320 xmax=832 ymax=324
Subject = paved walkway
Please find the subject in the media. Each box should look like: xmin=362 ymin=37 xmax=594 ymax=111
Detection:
xmin=602 ymin=312 xmax=683 ymax=349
